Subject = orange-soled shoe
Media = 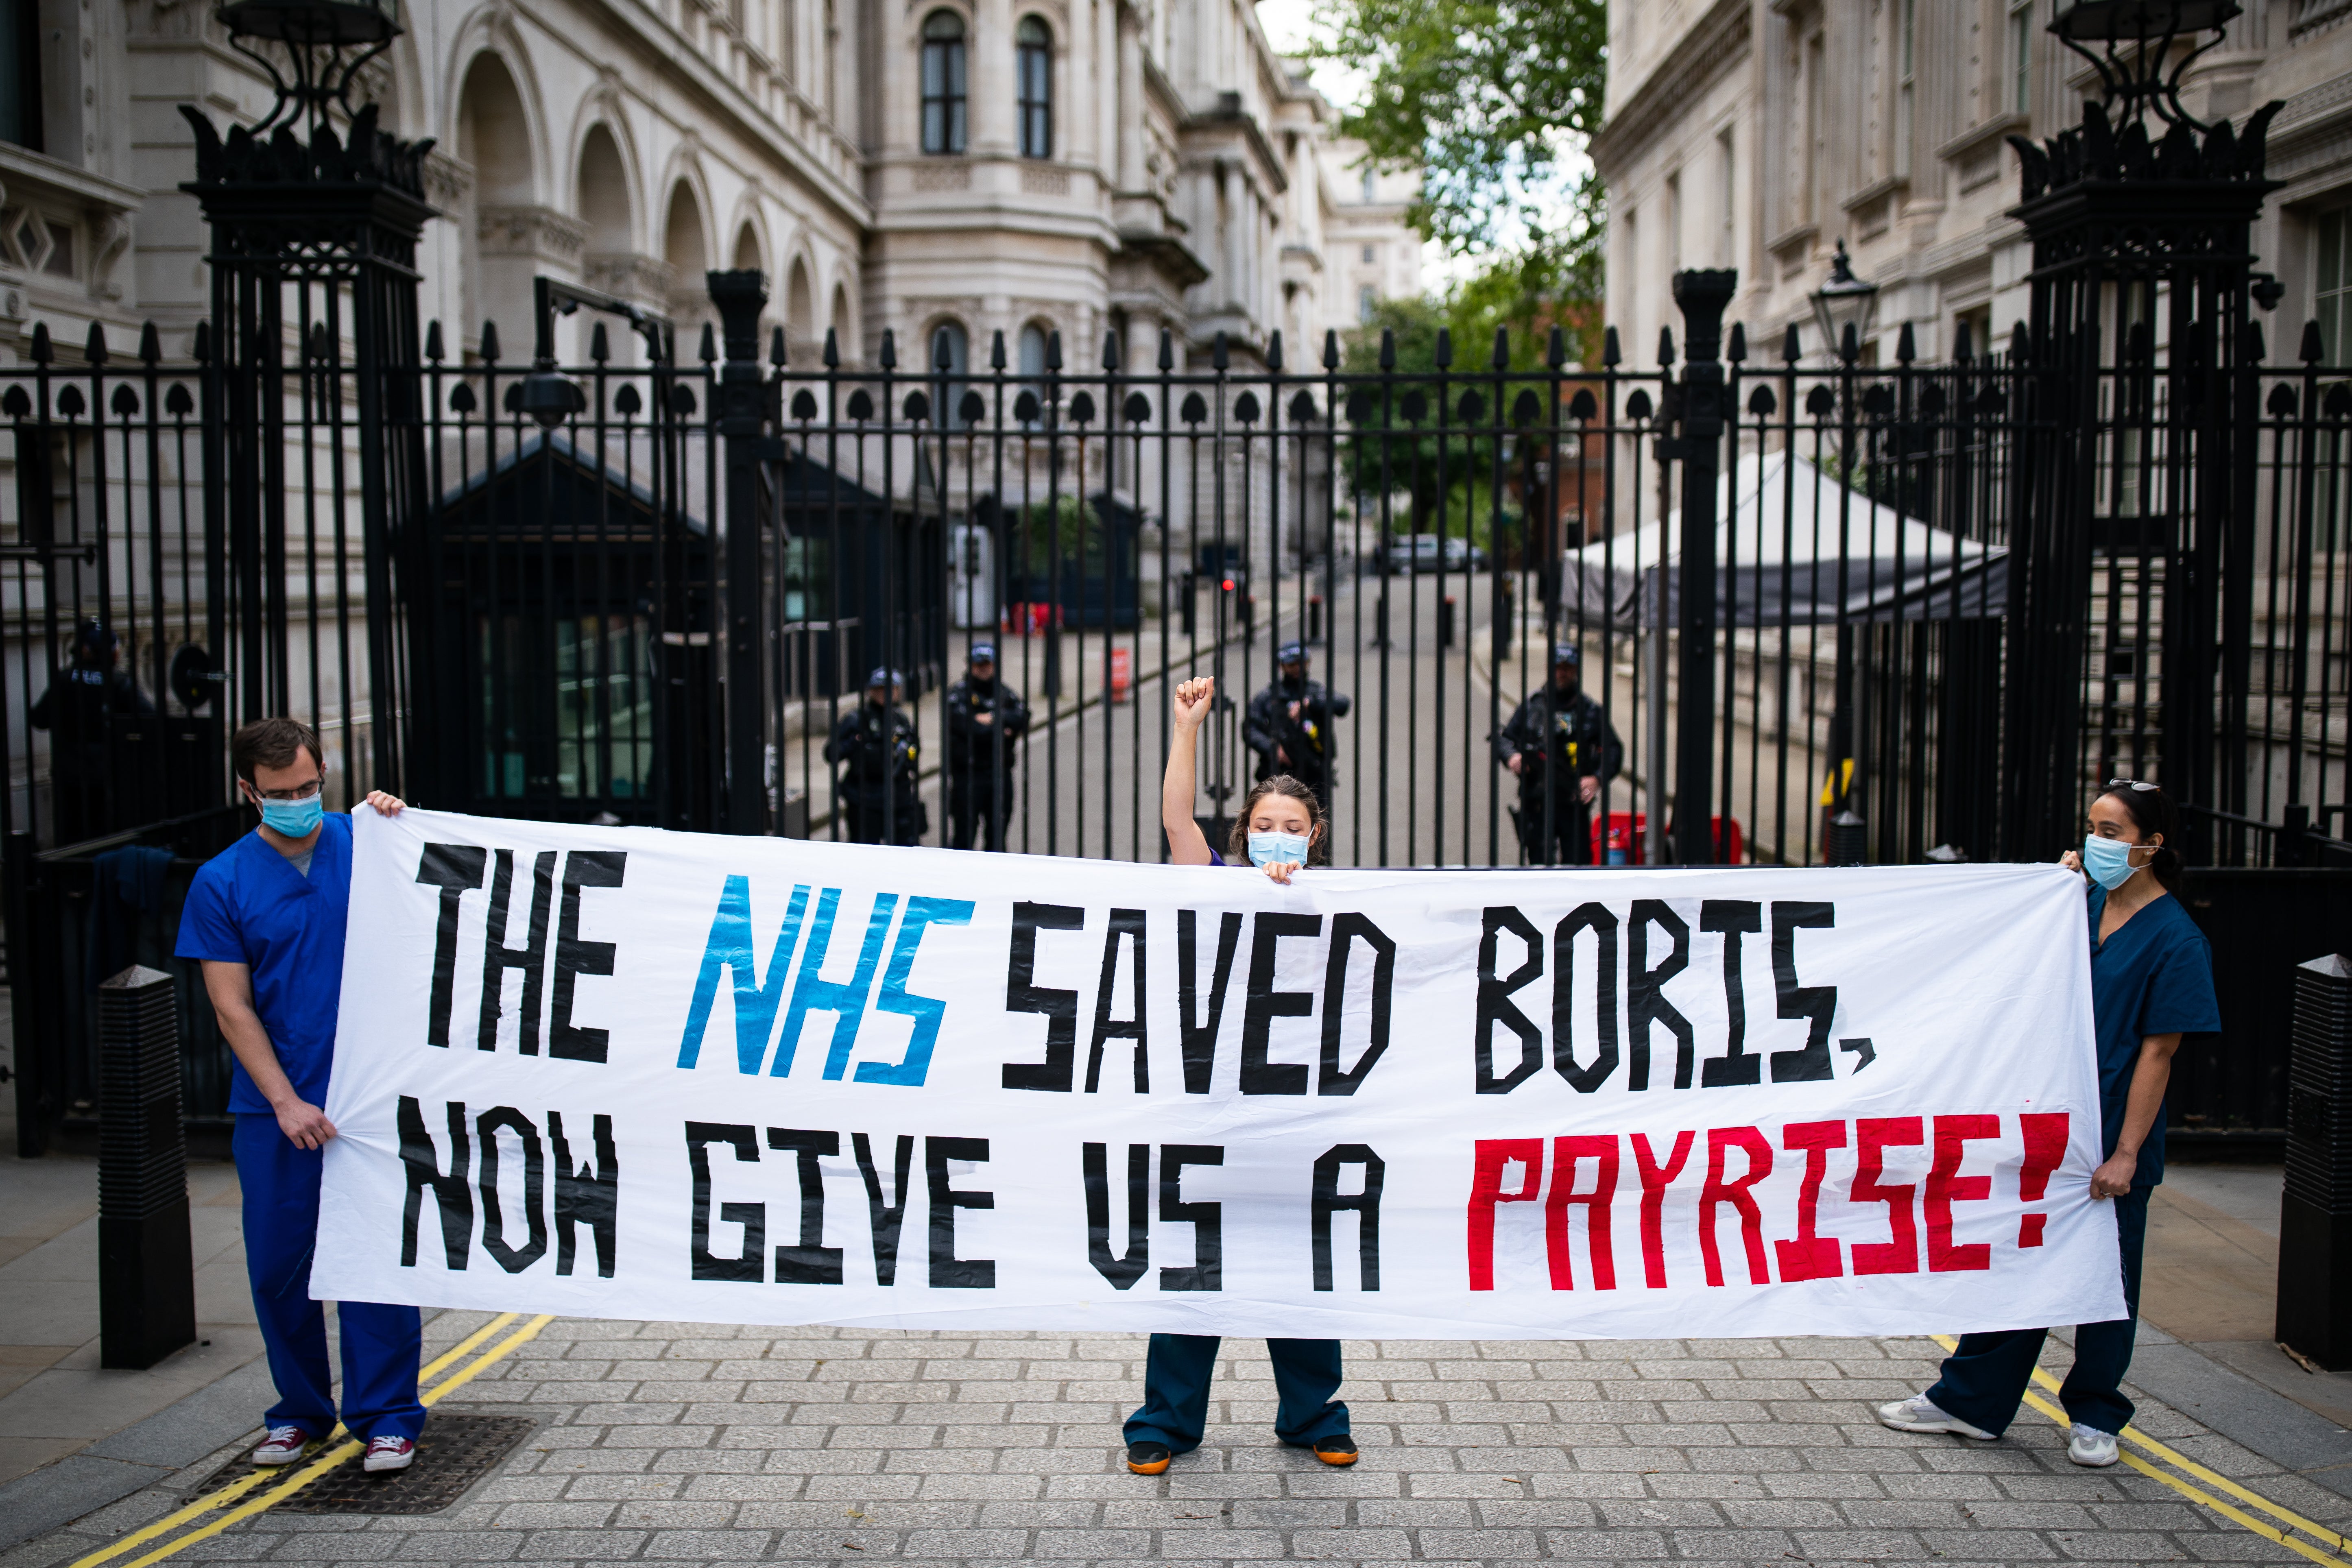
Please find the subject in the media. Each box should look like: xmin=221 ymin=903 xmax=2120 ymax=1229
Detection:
xmin=1125 ymin=1440 xmax=1172 ymax=1475
xmin=1311 ymin=1435 xmax=1358 ymax=1466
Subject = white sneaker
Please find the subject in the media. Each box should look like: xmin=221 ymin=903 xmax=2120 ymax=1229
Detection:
xmin=250 ymin=1425 xmax=311 ymax=1466
xmin=1876 ymin=1393 xmax=1997 ymax=1440
xmin=2068 ymin=1425 xmax=2121 ymax=1467
xmin=362 ymin=1435 xmax=416 ymax=1473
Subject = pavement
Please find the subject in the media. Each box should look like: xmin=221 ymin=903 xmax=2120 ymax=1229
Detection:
xmin=3 ymin=1149 xmax=2352 ymax=1565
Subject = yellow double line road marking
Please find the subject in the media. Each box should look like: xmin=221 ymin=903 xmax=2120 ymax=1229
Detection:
xmin=1930 ymin=1333 xmax=2352 ymax=1567
xmin=70 ymin=1312 xmax=555 ymax=1568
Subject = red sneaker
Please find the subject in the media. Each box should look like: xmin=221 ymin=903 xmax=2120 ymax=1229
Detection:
xmin=251 ymin=1425 xmax=310 ymax=1466
xmin=362 ymin=1436 xmax=415 ymax=1474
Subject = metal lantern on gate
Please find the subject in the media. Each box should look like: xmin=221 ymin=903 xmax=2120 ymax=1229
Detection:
xmin=2047 ymin=0 xmax=2243 ymax=125
xmin=2048 ymin=1 xmax=2240 ymax=42
xmin=1810 ymin=241 xmax=1878 ymax=364
xmin=217 ymin=0 xmax=399 ymax=42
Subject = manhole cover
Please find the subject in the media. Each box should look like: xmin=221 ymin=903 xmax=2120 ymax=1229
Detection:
xmin=188 ymin=1411 xmax=536 ymax=1515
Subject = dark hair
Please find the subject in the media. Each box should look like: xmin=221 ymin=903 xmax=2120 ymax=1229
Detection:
xmin=232 ymin=716 xmax=324 ymax=785
xmin=1226 ymin=774 xmax=1329 ymax=866
xmin=2094 ymin=782 xmax=2184 ymax=894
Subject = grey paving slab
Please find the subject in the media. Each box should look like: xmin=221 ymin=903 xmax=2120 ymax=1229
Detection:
xmin=2 ymin=1324 xmax=2349 ymax=1568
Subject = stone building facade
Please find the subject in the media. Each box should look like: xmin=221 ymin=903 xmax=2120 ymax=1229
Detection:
xmin=1589 ymin=0 xmax=2352 ymax=366
xmin=0 ymin=0 xmax=1416 ymax=375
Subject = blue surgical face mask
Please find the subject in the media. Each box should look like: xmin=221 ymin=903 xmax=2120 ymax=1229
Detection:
xmin=1248 ymin=830 xmax=1311 ymax=868
xmin=2081 ymin=833 xmax=2140 ymax=890
xmin=255 ymin=793 xmax=325 ymax=839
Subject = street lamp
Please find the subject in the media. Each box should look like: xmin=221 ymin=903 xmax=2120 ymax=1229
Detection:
xmin=2049 ymin=0 xmax=2242 ymax=128
xmin=218 ymin=0 xmax=399 ymax=43
xmin=1810 ymin=239 xmax=1879 ymax=363
xmin=1809 ymin=239 xmax=1879 ymax=857
xmin=215 ymin=0 xmax=402 ymax=140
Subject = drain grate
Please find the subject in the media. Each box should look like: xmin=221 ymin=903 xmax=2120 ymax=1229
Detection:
xmin=188 ymin=1411 xmax=537 ymax=1516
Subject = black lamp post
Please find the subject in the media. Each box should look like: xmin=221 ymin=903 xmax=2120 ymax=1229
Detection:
xmin=1811 ymin=242 xmax=1877 ymax=860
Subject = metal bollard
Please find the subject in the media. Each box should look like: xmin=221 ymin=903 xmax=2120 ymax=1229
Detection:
xmin=98 ymin=964 xmax=196 ymax=1370
xmin=2280 ymin=953 xmax=2352 ymax=1368
xmin=1826 ymin=807 xmax=1868 ymax=867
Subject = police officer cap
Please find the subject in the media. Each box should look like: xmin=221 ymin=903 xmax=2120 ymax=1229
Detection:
xmin=1551 ymin=643 xmax=1582 ymax=669
xmin=73 ymin=618 xmax=118 ymax=662
xmin=968 ymin=641 xmax=997 ymax=665
xmin=1277 ymin=641 xmax=1307 ymax=664
xmin=867 ymin=665 xmax=902 ymax=689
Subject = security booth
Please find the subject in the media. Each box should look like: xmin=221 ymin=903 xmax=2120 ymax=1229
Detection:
xmin=414 ymin=431 xmax=718 ymax=829
xmin=770 ymin=444 xmax=944 ymax=701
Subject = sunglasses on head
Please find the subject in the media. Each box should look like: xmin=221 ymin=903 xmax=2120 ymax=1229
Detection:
xmin=2104 ymin=778 xmax=2158 ymax=792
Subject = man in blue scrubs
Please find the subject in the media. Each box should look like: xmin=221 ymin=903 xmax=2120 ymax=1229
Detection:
xmin=176 ymin=717 xmax=423 ymax=1472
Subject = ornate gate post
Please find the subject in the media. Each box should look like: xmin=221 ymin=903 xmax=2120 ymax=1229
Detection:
xmin=2000 ymin=3 xmax=2279 ymax=860
xmin=1661 ymin=269 xmax=1738 ymax=864
xmin=179 ymin=0 xmax=434 ymax=792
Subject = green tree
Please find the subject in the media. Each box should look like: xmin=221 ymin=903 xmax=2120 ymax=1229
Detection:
xmin=1312 ymin=0 xmax=1607 ymax=262
xmin=1336 ymin=287 xmax=1560 ymax=553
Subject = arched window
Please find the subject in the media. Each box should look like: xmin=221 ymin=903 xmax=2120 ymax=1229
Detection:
xmin=931 ymin=321 xmax=969 ymax=427
xmin=921 ymin=11 xmax=967 ymax=155
xmin=1017 ymin=322 xmax=1048 ymax=427
xmin=1017 ymin=17 xmax=1052 ymax=161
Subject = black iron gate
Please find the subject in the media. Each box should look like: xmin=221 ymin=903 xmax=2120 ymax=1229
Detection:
xmin=6 ymin=10 xmax=2349 ymax=1152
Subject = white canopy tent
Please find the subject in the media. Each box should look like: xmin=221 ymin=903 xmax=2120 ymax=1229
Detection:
xmin=1564 ymin=449 xmax=2007 ymax=629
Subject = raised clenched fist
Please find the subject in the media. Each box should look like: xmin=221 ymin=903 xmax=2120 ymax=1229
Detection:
xmin=1173 ymin=676 xmax=1215 ymax=730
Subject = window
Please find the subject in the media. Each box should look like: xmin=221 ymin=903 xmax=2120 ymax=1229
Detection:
xmin=1360 ymin=244 xmax=1375 ymax=264
xmin=1360 ymin=168 xmax=1376 ymax=203
xmin=1896 ymin=0 xmax=1915 ymax=180
xmin=921 ymin=11 xmax=967 ymax=155
xmin=0 ymin=0 xmax=37 ymax=150
xmin=2319 ymin=209 xmax=2352 ymax=365
xmin=1717 ymin=127 xmax=1736 ymax=266
xmin=1666 ymin=170 xmax=1682 ymax=270
xmin=931 ymin=320 xmax=970 ymax=427
xmin=1955 ymin=305 xmax=1992 ymax=362
xmin=2010 ymin=0 xmax=2033 ymax=118
xmin=1017 ymin=323 xmax=1047 ymax=427
xmin=1017 ymin=17 xmax=1052 ymax=159
xmin=1805 ymin=33 xmax=1825 ymax=224
xmin=1358 ymin=285 xmax=1376 ymax=323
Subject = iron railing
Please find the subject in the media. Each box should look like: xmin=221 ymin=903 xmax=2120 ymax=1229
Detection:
xmin=4 ymin=281 xmax=2350 ymax=1145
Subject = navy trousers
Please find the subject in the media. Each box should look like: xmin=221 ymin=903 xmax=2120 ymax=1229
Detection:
xmin=236 ymin=1115 xmax=426 ymax=1442
xmin=1925 ymin=1186 xmax=2149 ymax=1438
xmin=1123 ymin=1335 xmax=1350 ymax=1455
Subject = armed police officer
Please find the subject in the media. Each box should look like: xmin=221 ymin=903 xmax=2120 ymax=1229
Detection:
xmin=31 ymin=619 xmax=154 ymax=843
xmin=943 ymin=641 xmax=1030 ymax=851
xmin=1495 ymin=643 xmax=1623 ymax=865
xmin=825 ymin=667 xmax=925 ymax=845
xmin=1244 ymin=642 xmax=1350 ymax=803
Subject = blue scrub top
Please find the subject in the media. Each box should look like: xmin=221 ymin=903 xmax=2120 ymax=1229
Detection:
xmin=175 ymin=813 xmax=353 ymax=1114
xmin=2086 ymin=883 xmax=2221 ymax=1188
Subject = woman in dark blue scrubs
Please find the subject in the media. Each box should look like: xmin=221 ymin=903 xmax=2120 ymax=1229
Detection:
xmin=1119 ymin=676 xmax=1358 ymax=1476
xmin=1879 ymin=781 xmax=2220 ymax=1467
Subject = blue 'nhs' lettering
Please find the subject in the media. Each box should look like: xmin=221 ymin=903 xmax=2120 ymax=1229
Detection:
xmin=675 ymin=879 xmax=974 ymax=1084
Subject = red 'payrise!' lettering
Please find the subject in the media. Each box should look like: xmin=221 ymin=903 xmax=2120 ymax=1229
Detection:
xmin=1465 ymin=1114 xmax=2068 ymax=1292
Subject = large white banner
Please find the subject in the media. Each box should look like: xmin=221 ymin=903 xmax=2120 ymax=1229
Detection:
xmin=313 ymin=809 xmax=2123 ymax=1339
